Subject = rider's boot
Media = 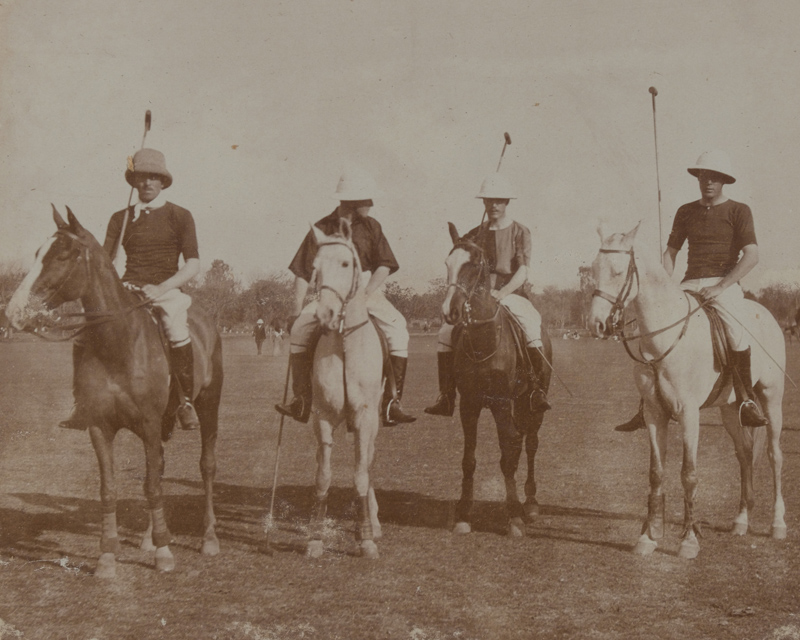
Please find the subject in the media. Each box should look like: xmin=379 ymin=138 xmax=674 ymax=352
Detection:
xmin=731 ymin=347 xmax=768 ymax=427
xmin=275 ymin=351 xmax=313 ymax=423
xmin=171 ymin=342 xmax=201 ymax=430
xmin=424 ymin=352 xmax=456 ymax=416
xmin=615 ymin=399 xmax=646 ymax=432
xmin=59 ymin=342 xmax=88 ymax=430
xmin=527 ymin=347 xmax=551 ymax=413
xmin=382 ymin=355 xmax=417 ymax=426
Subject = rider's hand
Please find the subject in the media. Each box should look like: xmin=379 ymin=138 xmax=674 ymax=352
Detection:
xmin=141 ymin=284 xmax=164 ymax=301
xmin=699 ymin=285 xmax=724 ymax=301
xmin=491 ymin=290 xmax=505 ymax=302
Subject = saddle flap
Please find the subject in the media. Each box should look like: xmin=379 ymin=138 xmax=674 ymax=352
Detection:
xmin=685 ymin=291 xmax=728 ymax=372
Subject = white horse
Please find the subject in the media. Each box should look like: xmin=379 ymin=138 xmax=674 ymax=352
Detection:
xmin=588 ymin=222 xmax=786 ymax=559
xmin=305 ymin=218 xmax=383 ymax=559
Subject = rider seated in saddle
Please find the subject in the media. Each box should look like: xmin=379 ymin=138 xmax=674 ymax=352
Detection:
xmin=275 ymin=167 xmax=417 ymax=427
xmin=616 ymin=149 xmax=768 ymax=431
xmin=60 ymin=148 xmax=202 ymax=431
xmin=425 ymin=173 xmax=551 ymax=417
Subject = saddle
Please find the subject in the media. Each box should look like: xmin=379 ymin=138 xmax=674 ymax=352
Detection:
xmin=684 ymin=291 xmax=733 ymax=410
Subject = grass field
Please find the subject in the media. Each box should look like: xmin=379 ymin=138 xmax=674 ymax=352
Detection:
xmin=1 ymin=333 xmax=800 ymax=639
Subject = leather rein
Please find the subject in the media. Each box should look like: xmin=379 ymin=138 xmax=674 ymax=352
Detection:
xmin=592 ymin=247 xmax=712 ymax=365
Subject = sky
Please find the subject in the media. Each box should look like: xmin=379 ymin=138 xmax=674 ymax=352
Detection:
xmin=2 ymin=0 xmax=800 ymax=293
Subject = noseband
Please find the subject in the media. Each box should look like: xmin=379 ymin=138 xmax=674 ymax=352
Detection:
xmin=316 ymin=239 xmax=363 ymax=335
xmin=591 ymin=247 xmax=639 ymax=335
xmin=448 ymin=241 xmax=493 ymax=325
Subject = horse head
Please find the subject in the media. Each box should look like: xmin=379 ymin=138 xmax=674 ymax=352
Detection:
xmin=588 ymin=221 xmax=641 ymax=338
xmin=441 ymin=222 xmax=491 ymax=325
xmin=5 ymin=205 xmax=105 ymax=330
xmin=311 ymin=217 xmax=362 ymax=332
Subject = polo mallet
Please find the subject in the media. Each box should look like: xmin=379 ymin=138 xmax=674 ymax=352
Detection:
xmin=496 ymin=131 xmax=512 ymax=172
xmin=648 ymin=87 xmax=663 ymax=254
xmin=111 ymin=110 xmax=152 ymax=272
xmin=265 ymin=357 xmax=292 ymax=551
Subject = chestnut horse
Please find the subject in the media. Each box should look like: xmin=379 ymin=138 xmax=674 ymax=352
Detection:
xmin=5 ymin=207 xmax=223 ymax=578
xmin=589 ymin=222 xmax=785 ymax=559
xmin=442 ymin=223 xmax=552 ymax=537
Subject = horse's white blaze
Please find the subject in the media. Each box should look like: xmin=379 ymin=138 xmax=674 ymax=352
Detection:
xmin=5 ymin=236 xmax=55 ymax=330
xmin=442 ymin=248 xmax=470 ymax=319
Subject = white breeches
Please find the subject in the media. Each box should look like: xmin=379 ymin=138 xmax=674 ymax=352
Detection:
xmin=150 ymin=288 xmax=193 ymax=347
xmin=681 ymin=278 xmax=748 ymax=350
xmin=437 ymin=293 xmax=543 ymax=352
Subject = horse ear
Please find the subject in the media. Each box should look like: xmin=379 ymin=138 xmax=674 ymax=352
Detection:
xmin=448 ymin=222 xmax=460 ymax=245
xmin=597 ymin=220 xmax=608 ymax=242
xmin=65 ymin=206 xmax=85 ymax=233
xmin=339 ymin=216 xmax=352 ymax=241
xmin=311 ymin=223 xmax=326 ymax=246
xmin=623 ymin=220 xmax=643 ymax=246
xmin=52 ymin=204 xmax=69 ymax=230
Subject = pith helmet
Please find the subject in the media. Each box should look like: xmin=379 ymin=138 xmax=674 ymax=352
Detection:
xmin=333 ymin=166 xmax=379 ymax=201
xmin=257 ymin=319 xmax=264 ymax=324
xmin=687 ymin=150 xmax=736 ymax=184
xmin=476 ymin=173 xmax=517 ymax=199
xmin=125 ymin=148 xmax=173 ymax=188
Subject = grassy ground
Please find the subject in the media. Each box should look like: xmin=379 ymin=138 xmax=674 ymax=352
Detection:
xmin=1 ymin=333 xmax=800 ymax=639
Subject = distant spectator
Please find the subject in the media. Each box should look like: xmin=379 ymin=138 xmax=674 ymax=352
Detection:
xmin=253 ymin=319 xmax=267 ymax=355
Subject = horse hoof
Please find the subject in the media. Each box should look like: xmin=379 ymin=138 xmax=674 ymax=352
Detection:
xmin=360 ymin=540 xmax=379 ymax=559
xmin=306 ymin=540 xmax=324 ymax=558
xmin=633 ymin=534 xmax=657 ymax=556
xmin=678 ymin=538 xmax=700 ymax=560
xmin=453 ymin=522 xmax=471 ymax=535
xmin=155 ymin=547 xmax=175 ymax=572
xmin=523 ymin=501 xmax=539 ymax=520
xmin=95 ymin=553 xmax=116 ymax=579
xmin=508 ymin=518 xmax=525 ymax=538
xmin=202 ymin=532 xmax=220 ymax=556
xmin=140 ymin=536 xmax=157 ymax=552
xmin=772 ymin=525 xmax=788 ymax=540
xmin=732 ymin=522 xmax=748 ymax=536
xmin=372 ymin=524 xmax=383 ymax=541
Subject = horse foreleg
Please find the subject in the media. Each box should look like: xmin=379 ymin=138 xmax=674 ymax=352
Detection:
xmin=199 ymin=422 xmax=219 ymax=556
xmin=308 ymin=415 xmax=333 ymax=559
xmin=142 ymin=435 xmax=174 ymax=572
xmin=491 ymin=400 xmax=525 ymax=537
xmin=721 ymin=403 xmax=754 ymax=536
xmin=89 ymin=425 xmax=119 ymax=579
xmin=677 ymin=408 xmax=701 ymax=559
xmin=762 ymin=389 xmax=786 ymax=539
xmin=634 ymin=392 xmax=669 ymax=556
xmin=522 ymin=406 xmax=544 ymax=520
xmin=454 ymin=396 xmax=480 ymax=535
xmin=352 ymin=408 xmax=379 ymax=559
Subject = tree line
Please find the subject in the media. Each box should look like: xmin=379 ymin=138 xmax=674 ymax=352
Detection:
xmin=2 ymin=259 xmax=799 ymax=335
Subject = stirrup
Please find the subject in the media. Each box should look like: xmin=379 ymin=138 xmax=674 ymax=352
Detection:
xmin=529 ymin=389 xmax=551 ymax=413
xmin=739 ymin=400 xmax=768 ymax=428
xmin=383 ymin=399 xmax=416 ymax=426
xmin=615 ymin=408 xmax=645 ymax=432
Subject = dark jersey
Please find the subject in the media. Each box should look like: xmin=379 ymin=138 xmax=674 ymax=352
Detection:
xmin=288 ymin=210 xmax=399 ymax=281
xmin=103 ymin=202 xmax=199 ymax=287
xmin=666 ymin=199 xmax=757 ymax=281
xmin=464 ymin=220 xmax=532 ymax=291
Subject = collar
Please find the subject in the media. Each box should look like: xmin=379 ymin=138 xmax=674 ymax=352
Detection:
xmin=132 ymin=195 xmax=167 ymax=220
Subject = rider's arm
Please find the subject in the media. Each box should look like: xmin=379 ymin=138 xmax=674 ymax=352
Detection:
xmin=493 ymin=266 xmax=528 ymax=301
xmin=365 ymin=266 xmax=390 ymax=297
xmin=143 ymin=258 xmax=200 ymax=301
xmin=662 ymin=246 xmax=678 ymax=276
xmin=700 ymin=244 xmax=759 ymax=298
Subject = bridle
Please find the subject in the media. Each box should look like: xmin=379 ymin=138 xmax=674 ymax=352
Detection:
xmin=316 ymin=239 xmax=368 ymax=336
xmin=447 ymin=241 xmax=496 ymax=326
xmin=591 ymin=247 xmax=639 ymax=337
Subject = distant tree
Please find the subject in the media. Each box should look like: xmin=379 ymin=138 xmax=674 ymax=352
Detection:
xmin=750 ymin=284 xmax=800 ymax=327
xmin=188 ymin=259 xmax=242 ymax=328
xmin=242 ymin=271 xmax=295 ymax=329
xmin=0 ymin=262 xmax=25 ymax=311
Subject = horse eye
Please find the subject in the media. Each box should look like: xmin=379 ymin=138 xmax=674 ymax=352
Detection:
xmin=342 ymin=261 xmax=350 ymax=268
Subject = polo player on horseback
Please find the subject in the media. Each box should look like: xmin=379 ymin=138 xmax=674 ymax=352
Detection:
xmin=616 ymin=149 xmax=768 ymax=431
xmin=425 ymin=173 xmax=550 ymax=417
xmin=275 ymin=167 xmax=416 ymax=427
xmin=60 ymin=148 xmax=202 ymax=431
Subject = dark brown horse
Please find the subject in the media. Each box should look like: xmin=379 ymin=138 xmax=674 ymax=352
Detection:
xmin=5 ymin=206 xmax=223 ymax=578
xmin=441 ymin=223 xmax=552 ymax=536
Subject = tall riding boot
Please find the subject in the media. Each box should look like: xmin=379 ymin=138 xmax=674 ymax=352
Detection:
xmin=425 ymin=352 xmax=456 ymax=416
xmin=171 ymin=343 xmax=201 ymax=430
xmin=615 ymin=399 xmax=646 ymax=432
xmin=275 ymin=351 xmax=313 ymax=423
xmin=731 ymin=347 xmax=768 ymax=427
xmin=527 ymin=347 xmax=551 ymax=413
xmin=59 ymin=342 xmax=88 ymax=430
xmin=383 ymin=355 xmax=417 ymax=426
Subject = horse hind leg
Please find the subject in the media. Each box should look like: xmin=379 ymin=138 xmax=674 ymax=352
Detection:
xmin=308 ymin=416 xmax=334 ymax=559
xmin=142 ymin=433 xmax=175 ymax=572
xmin=353 ymin=409 xmax=380 ymax=559
xmin=89 ymin=426 xmax=120 ymax=579
xmin=521 ymin=403 xmax=544 ymax=521
xmin=761 ymin=387 xmax=786 ymax=540
xmin=721 ymin=404 xmax=753 ymax=536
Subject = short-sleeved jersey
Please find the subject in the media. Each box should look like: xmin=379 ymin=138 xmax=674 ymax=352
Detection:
xmin=666 ymin=199 xmax=757 ymax=281
xmin=464 ymin=220 xmax=532 ymax=291
xmin=103 ymin=202 xmax=199 ymax=287
xmin=288 ymin=210 xmax=400 ymax=281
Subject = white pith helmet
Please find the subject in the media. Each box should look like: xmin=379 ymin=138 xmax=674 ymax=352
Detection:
xmin=687 ymin=150 xmax=736 ymax=184
xmin=333 ymin=166 xmax=379 ymax=201
xmin=476 ymin=173 xmax=517 ymax=199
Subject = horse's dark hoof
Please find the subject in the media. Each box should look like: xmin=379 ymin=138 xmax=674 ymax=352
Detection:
xmin=178 ymin=403 xmax=200 ymax=430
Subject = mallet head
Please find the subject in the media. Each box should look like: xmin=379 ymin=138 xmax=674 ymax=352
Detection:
xmin=649 ymin=87 xmax=658 ymax=96
xmin=145 ymin=110 xmax=152 ymax=132
xmin=504 ymin=132 xmax=511 ymax=145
